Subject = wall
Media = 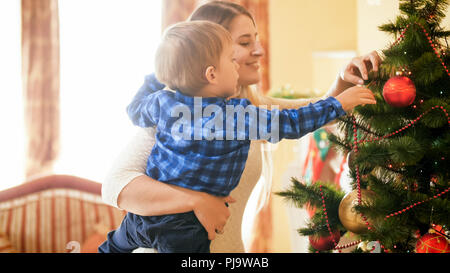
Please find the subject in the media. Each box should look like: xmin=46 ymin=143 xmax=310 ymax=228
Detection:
xmin=269 ymin=0 xmax=357 ymax=96
xmin=358 ymin=0 xmax=450 ymax=55
xmin=268 ymin=0 xmax=358 ymax=252
xmin=357 ymin=0 xmax=399 ymax=55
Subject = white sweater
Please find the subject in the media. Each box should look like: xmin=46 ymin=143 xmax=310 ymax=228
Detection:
xmin=101 ymin=127 xmax=271 ymax=253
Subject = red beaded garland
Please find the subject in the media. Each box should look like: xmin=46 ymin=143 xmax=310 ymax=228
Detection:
xmin=348 ymin=106 xmax=450 ymax=149
xmin=345 ymin=106 xmax=450 ymax=251
xmin=319 ymin=183 xmax=385 ymax=251
xmin=334 ymin=239 xmax=362 ymax=250
xmin=350 ymin=115 xmax=388 ymax=252
xmin=385 ymin=187 xmax=450 ymax=220
xmin=391 ymin=22 xmax=450 ymax=77
xmin=314 ymin=117 xmax=387 ymax=251
xmin=319 ymin=185 xmax=342 ymax=252
xmin=318 ymin=106 xmax=448 ymax=252
xmin=351 ymin=116 xmax=373 ymax=230
xmin=318 ymin=185 xmax=366 ymax=252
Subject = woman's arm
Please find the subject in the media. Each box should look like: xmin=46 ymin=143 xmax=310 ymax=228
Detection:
xmin=102 ymin=127 xmax=156 ymax=210
xmin=101 ymin=127 xmax=234 ymax=240
xmin=117 ymin=176 xmax=198 ymax=216
xmin=259 ymin=74 xmax=353 ymax=110
xmin=259 ymin=95 xmax=323 ymax=110
xmin=325 ymin=72 xmax=355 ymax=99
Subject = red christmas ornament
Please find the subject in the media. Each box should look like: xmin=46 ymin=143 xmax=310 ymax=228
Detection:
xmin=309 ymin=229 xmax=341 ymax=251
xmin=415 ymin=233 xmax=450 ymax=253
xmin=383 ymin=76 xmax=416 ymax=107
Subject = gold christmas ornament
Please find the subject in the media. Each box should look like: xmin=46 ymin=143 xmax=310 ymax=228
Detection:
xmin=338 ymin=189 xmax=376 ymax=234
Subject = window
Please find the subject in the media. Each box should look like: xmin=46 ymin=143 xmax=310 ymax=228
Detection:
xmin=0 ymin=0 xmax=24 ymax=191
xmin=55 ymin=0 xmax=162 ymax=182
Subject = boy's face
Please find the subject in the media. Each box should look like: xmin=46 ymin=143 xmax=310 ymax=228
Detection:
xmin=216 ymin=42 xmax=240 ymax=98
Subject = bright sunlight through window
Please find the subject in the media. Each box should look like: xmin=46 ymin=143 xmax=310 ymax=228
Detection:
xmin=55 ymin=0 xmax=162 ymax=183
xmin=0 ymin=1 xmax=23 ymax=191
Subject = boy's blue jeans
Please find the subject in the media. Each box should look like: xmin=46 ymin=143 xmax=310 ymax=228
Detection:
xmin=98 ymin=211 xmax=210 ymax=253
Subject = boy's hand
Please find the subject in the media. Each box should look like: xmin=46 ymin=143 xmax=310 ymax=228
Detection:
xmin=335 ymin=86 xmax=377 ymax=112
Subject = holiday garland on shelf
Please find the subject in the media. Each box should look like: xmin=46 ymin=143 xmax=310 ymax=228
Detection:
xmin=277 ymin=0 xmax=450 ymax=253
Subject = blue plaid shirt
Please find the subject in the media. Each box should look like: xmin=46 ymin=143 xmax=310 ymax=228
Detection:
xmin=127 ymin=74 xmax=346 ymax=196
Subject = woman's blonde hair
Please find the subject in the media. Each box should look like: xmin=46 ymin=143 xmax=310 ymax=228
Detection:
xmin=189 ymin=1 xmax=255 ymax=30
xmin=155 ymin=20 xmax=232 ymax=95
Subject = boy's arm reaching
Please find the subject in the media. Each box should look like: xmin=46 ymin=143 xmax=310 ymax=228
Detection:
xmin=256 ymin=97 xmax=347 ymax=142
xmin=233 ymin=86 xmax=375 ymax=142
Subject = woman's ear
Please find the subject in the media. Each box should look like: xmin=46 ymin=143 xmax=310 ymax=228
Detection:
xmin=204 ymin=65 xmax=218 ymax=84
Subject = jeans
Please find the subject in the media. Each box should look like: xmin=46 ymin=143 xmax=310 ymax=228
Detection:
xmin=98 ymin=211 xmax=210 ymax=253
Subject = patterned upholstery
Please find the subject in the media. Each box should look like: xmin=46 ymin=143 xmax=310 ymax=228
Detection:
xmin=0 ymin=175 xmax=125 ymax=253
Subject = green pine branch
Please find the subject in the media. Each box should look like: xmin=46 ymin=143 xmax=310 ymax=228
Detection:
xmin=285 ymin=0 xmax=450 ymax=252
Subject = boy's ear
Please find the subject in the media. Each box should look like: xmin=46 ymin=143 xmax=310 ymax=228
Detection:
xmin=204 ymin=65 xmax=218 ymax=84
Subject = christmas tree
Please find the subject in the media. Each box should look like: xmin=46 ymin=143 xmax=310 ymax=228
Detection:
xmin=277 ymin=0 xmax=450 ymax=253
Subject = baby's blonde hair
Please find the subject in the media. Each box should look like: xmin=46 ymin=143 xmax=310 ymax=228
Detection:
xmin=189 ymin=2 xmax=266 ymax=108
xmin=155 ymin=21 xmax=232 ymax=95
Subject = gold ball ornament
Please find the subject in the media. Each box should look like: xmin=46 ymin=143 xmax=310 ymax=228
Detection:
xmin=338 ymin=189 xmax=376 ymax=234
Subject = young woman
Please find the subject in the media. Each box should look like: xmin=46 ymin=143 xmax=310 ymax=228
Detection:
xmin=101 ymin=1 xmax=381 ymax=253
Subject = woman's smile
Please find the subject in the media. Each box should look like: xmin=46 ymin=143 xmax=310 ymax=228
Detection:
xmin=246 ymin=61 xmax=260 ymax=69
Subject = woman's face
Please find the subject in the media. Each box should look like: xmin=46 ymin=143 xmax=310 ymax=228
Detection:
xmin=228 ymin=15 xmax=264 ymax=87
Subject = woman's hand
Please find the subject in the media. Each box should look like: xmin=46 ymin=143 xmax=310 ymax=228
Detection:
xmin=327 ymin=51 xmax=382 ymax=99
xmin=340 ymin=50 xmax=382 ymax=85
xmin=191 ymin=191 xmax=236 ymax=240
